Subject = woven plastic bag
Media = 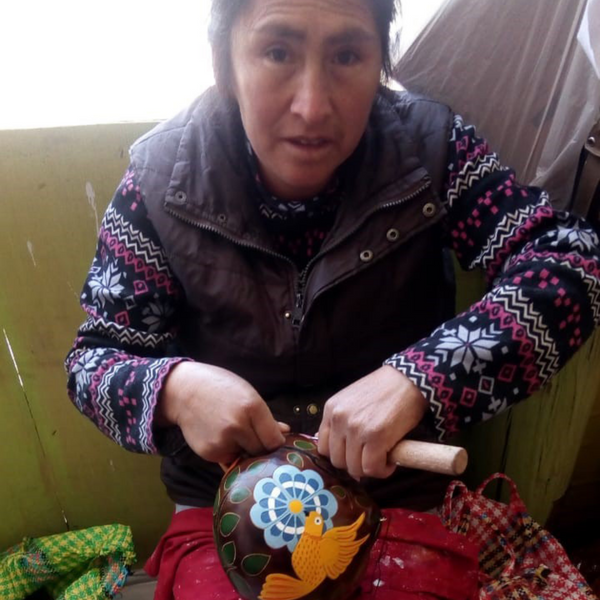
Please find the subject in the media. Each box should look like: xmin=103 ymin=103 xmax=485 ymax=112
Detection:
xmin=440 ymin=473 xmax=597 ymax=600
xmin=0 ymin=524 xmax=135 ymax=600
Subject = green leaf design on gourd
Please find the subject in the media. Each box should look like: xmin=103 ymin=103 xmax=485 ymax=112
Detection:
xmin=246 ymin=460 xmax=267 ymax=475
xmin=220 ymin=512 xmax=241 ymax=536
xmin=241 ymin=554 xmax=271 ymax=576
xmin=287 ymin=452 xmax=304 ymax=468
xmin=213 ymin=488 xmax=221 ymax=515
xmin=224 ymin=466 xmax=241 ymax=491
xmin=293 ymin=440 xmax=317 ymax=451
xmin=331 ymin=485 xmax=347 ymax=499
xmin=230 ymin=486 xmax=251 ymax=504
xmin=221 ymin=541 xmax=236 ymax=567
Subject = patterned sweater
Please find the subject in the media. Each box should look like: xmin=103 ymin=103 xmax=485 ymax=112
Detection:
xmin=65 ymin=115 xmax=600 ymax=452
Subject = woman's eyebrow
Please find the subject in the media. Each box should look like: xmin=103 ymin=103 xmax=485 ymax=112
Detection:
xmin=325 ymin=27 xmax=379 ymax=46
xmin=254 ymin=23 xmax=306 ymax=41
xmin=253 ymin=23 xmax=377 ymax=46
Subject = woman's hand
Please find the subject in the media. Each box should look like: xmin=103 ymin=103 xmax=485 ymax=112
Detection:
xmin=317 ymin=365 xmax=428 ymax=480
xmin=156 ymin=362 xmax=289 ymax=465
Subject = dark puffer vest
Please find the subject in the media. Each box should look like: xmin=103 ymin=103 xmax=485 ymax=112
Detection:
xmin=130 ymin=86 xmax=455 ymax=509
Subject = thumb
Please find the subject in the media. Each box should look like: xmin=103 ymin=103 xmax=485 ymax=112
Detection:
xmin=250 ymin=401 xmax=287 ymax=451
xmin=278 ymin=421 xmax=291 ymax=434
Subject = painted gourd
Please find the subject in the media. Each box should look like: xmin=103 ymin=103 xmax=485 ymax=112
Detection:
xmin=213 ymin=433 xmax=381 ymax=600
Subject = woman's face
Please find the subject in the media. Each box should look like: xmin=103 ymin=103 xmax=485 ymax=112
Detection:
xmin=230 ymin=0 xmax=383 ymax=201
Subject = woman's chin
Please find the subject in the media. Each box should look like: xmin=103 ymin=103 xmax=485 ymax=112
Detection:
xmin=263 ymin=171 xmax=335 ymax=201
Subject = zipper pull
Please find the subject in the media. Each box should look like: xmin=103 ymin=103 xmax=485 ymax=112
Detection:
xmin=291 ymin=291 xmax=304 ymax=328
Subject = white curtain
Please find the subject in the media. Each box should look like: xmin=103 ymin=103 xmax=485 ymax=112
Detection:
xmin=395 ymin=0 xmax=600 ymax=209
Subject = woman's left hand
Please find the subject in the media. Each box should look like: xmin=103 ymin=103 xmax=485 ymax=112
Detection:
xmin=317 ymin=365 xmax=428 ymax=480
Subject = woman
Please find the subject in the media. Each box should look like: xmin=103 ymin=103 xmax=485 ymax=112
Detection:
xmin=66 ymin=0 xmax=600 ymax=598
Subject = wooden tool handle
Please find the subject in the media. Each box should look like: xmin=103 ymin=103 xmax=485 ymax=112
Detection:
xmin=389 ymin=440 xmax=468 ymax=476
xmin=219 ymin=439 xmax=468 ymax=477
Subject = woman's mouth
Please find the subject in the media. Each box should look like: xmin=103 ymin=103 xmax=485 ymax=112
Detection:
xmin=285 ymin=137 xmax=333 ymax=156
xmin=291 ymin=137 xmax=330 ymax=146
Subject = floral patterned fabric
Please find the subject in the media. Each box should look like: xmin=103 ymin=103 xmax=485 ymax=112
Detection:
xmin=65 ymin=115 xmax=600 ymax=452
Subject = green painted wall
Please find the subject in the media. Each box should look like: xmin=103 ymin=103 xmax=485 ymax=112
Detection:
xmin=0 ymin=124 xmax=598 ymax=564
xmin=0 ymin=124 xmax=171 ymax=563
xmin=547 ymin=387 xmax=600 ymax=531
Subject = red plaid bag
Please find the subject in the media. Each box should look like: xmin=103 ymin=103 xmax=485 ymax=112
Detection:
xmin=440 ymin=473 xmax=597 ymax=600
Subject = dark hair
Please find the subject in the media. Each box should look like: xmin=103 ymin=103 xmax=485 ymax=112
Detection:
xmin=209 ymin=0 xmax=399 ymax=93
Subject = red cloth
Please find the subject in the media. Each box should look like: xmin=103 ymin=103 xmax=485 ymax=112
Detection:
xmin=145 ymin=507 xmax=479 ymax=600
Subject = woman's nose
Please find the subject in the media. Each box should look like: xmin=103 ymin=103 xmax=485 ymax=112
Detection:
xmin=290 ymin=64 xmax=333 ymax=125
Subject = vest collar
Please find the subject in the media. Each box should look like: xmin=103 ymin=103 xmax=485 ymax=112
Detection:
xmin=162 ymin=87 xmax=429 ymax=251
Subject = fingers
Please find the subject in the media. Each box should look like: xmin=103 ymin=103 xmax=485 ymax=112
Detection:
xmin=193 ymin=437 xmax=242 ymax=465
xmin=346 ymin=441 xmax=363 ymax=481
xmin=318 ymin=401 xmax=396 ymax=479
xmin=235 ymin=425 xmax=271 ymax=456
xmin=319 ymin=434 xmax=396 ymax=479
xmin=247 ymin=399 xmax=287 ymax=453
xmin=329 ymin=434 xmax=346 ymax=471
xmin=319 ymin=405 xmax=359 ymax=478
xmin=362 ymin=443 xmax=396 ymax=479
xmin=318 ymin=406 xmax=348 ymax=471
xmin=278 ymin=421 xmax=291 ymax=434
xmin=317 ymin=420 xmax=330 ymax=457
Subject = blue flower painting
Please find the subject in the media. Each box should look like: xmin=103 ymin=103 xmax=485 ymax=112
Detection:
xmin=249 ymin=465 xmax=338 ymax=552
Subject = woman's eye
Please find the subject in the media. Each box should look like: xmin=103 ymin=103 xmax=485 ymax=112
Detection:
xmin=334 ymin=50 xmax=360 ymax=66
xmin=266 ymin=47 xmax=289 ymax=63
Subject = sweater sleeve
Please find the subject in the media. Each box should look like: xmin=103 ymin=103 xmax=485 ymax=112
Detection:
xmin=65 ymin=167 xmax=189 ymax=455
xmin=385 ymin=115 xmax=600 ymax=441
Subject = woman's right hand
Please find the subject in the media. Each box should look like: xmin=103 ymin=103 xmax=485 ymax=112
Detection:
xmin=156 ymin=361 xmax=288 ymax=465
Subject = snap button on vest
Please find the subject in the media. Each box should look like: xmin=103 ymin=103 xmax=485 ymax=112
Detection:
xmin=284 ymin=311 xmax=292 ymax=320
xmin=217 ymin=213 xmax=227 ymax=224
xmin=423 ymin=202 xmax=437 ymax=218
xmin=360 ymin=249 xmax=374 ymax=262
xmin=307 ymin=403 xmax=319 ymax=416
xmin=386 ymin=228 xmax=400 ymax=242
xmin=293 ymin=406 xmax=302 ymax=415
xmin=173 ymin=190 xmax=187 ymax=205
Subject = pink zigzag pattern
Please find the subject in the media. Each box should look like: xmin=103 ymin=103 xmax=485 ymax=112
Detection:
xmin=140 ymin=358 xmax=185 ymax=453
xmin=399 ymin=349 xmax=459 ymax=437
xmin=87 ymin=352 xmax=132 ymax=407
xmin=455 ymin=137 xmax=493 ymax=174
xmin=485 ymin=205 xmax=554 ymax=281
xmin=475 ymin=299 xmax=542 ymax=395
xmin=507 ymin=250 xmax=600 ymax=325
xmin=101 ymin=230 xmax=179 ymax=295
xmin=510 ymin=249 xmax=600 ymax=279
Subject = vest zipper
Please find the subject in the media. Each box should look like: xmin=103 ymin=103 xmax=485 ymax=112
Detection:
xmin=164 ymin=206 xmax=297 ymax=267
xmin=289 ymin=177 xmax=432 ymax=328
xmin=165 ymin=176 xmax=431 ymax=330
